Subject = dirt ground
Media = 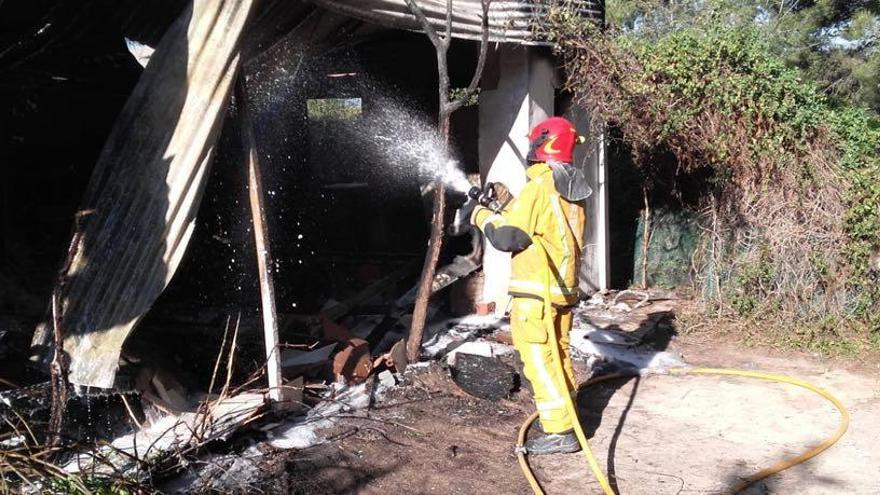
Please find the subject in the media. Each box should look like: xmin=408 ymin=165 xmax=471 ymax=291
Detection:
xmin=245 ymin=328 xmax=879 ymax=495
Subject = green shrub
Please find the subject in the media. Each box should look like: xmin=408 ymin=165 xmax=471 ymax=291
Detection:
xmin=547 ymin=10 xmax=880 ymax=345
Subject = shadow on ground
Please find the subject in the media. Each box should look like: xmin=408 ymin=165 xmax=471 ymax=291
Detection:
xmin=576 ymin=309 xmax=677 ymax=493
xmin=726 ymin=457 xmax=845 ymax=495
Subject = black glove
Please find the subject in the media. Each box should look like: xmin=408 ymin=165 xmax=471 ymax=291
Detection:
xmin=468 ymin=183 xmax=511 ymax=214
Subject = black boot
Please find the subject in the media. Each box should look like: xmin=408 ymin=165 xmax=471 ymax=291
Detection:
xmin=524 ymin=429 xmax=581 ymax=455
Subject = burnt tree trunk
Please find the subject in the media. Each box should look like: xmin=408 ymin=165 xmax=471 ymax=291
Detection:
xmin=404 ymin=0 xmax=490 ymax=363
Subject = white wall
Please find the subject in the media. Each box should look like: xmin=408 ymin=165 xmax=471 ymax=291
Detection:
xmin=477 ymin=46 xmax=555 ymax=314
xmin=567 ymin=108 xmax=609 ymax=293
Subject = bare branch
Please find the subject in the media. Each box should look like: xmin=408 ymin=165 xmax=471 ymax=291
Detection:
xmin=446 ymin=0 xmax=491 ymax=114
xmin=404 ymin=0 xmax=443 ymax=49
xmin=445 ymin=0 xmax=453 ymax=46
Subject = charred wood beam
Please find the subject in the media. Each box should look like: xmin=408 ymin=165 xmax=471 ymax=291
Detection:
xmin=47 ymin=210 xmax=91 ymax=447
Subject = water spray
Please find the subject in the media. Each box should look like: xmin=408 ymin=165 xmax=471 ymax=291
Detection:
xmin=358 ymin=97 xmax=471 ymax=193
xmin=439 ymin=159 xmax=471 ymax=193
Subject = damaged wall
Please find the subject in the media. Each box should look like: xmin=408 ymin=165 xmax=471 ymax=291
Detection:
xmin=477 ymin=46 xmax=556 ymax=314
xmin=18 ymin=0 xmax=603 ymax=391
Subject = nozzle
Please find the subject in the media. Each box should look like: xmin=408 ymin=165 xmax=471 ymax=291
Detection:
xmin=467 ymin=186 xmax=482 ymax=200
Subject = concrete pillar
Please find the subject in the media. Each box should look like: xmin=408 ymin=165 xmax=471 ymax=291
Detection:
xmin=477 ymin=46 xmax=556 ymax=315
xmin=567 ymin=108 xmax=609 ymax=293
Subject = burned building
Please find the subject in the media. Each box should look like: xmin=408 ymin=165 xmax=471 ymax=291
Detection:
xmin=1 ymin=0 xmax=606 ymax=394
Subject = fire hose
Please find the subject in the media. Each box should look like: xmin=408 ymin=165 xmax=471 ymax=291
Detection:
xmin=516 ymin=236 xmax=851 ymax=495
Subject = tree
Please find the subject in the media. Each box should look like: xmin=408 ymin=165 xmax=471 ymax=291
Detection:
xmin=403 ymin=0 xmax=490 ymax=362
xmin=604 ymin=0 xmax=880 ymax=113
xmin=549 ymin=1 xmax=880 ymax=337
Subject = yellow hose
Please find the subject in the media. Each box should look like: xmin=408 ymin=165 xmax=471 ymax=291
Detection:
xmin=519 ymin=238 xmax=850 ymax=494
xmin=670 ymin=367 xmax=851 ymax=493
xmin=516 ymin=366 xmax=851 ymax=494
xmin=525 ymin=237 xmax=616 ymax=495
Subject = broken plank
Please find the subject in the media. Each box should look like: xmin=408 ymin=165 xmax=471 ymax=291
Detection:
xmin=237 ymin=77 xmax=286 ymax=407
xmin=281 ymin=263 xmax=416 ymax=330
xmin=323 ymin=264 xmax=416 ymax=321
xmin=280 ymin=343 xmax=336 ymax=369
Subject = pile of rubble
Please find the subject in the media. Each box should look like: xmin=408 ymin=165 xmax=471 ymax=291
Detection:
xmin=0 ymin=287 xmax=688 ymax=492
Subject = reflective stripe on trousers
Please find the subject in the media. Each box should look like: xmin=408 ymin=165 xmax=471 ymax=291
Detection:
xmin=510 ymin=297 xmax=576 ymax=433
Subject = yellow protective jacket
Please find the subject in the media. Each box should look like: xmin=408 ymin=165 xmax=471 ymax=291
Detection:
xmin=471 ymin=162 xmax=586 ymax=306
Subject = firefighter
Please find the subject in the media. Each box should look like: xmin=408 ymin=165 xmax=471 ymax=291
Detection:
xmin=464 ymin=116 xmax=591 ymax=455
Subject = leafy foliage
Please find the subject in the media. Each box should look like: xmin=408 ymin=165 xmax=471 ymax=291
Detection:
xmin=830 ymin=109 xmax=880 ymax=320
xmin=545 ymin=5 xmax=880 ymax=342
xmin=305 ymin=98 xmax=362 ymax=121
xmin=46 ymin=475 xmax=134 ymax=495
xmin=605 ymin=0 xmax=880 ymax=114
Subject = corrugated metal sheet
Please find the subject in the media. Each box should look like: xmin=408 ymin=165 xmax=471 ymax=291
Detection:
xmin=311 ymin=0 xmax=603 ymax=44
xmin=31 ymin=0 xmax=255 ymax=388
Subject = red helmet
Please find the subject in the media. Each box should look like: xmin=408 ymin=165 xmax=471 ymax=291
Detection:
xmin=527 ymin=117 xmax=580 ymax=164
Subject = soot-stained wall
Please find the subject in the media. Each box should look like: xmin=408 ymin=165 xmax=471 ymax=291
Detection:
xmin=155 ymin=30 xmax=482 ymax=317
xmin=1 ymin=2 xmax=482 ymax=330
xmin=0 ymin=1 xmax=176 ymax=318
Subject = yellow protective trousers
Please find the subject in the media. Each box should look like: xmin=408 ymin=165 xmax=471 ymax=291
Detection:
xmin=511 ymin=297 xmax=577 ymax=434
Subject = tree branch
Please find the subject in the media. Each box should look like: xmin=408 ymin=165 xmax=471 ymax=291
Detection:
xmin=447 ymin=0 xmax=491 ymax=114
xmin=404 ymin=0 xmax=493 ymax=363
xmin=445 ymin=0 xmax=453 ymax=46
xmin=404 ymin=0 xmax=443 ymax=49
